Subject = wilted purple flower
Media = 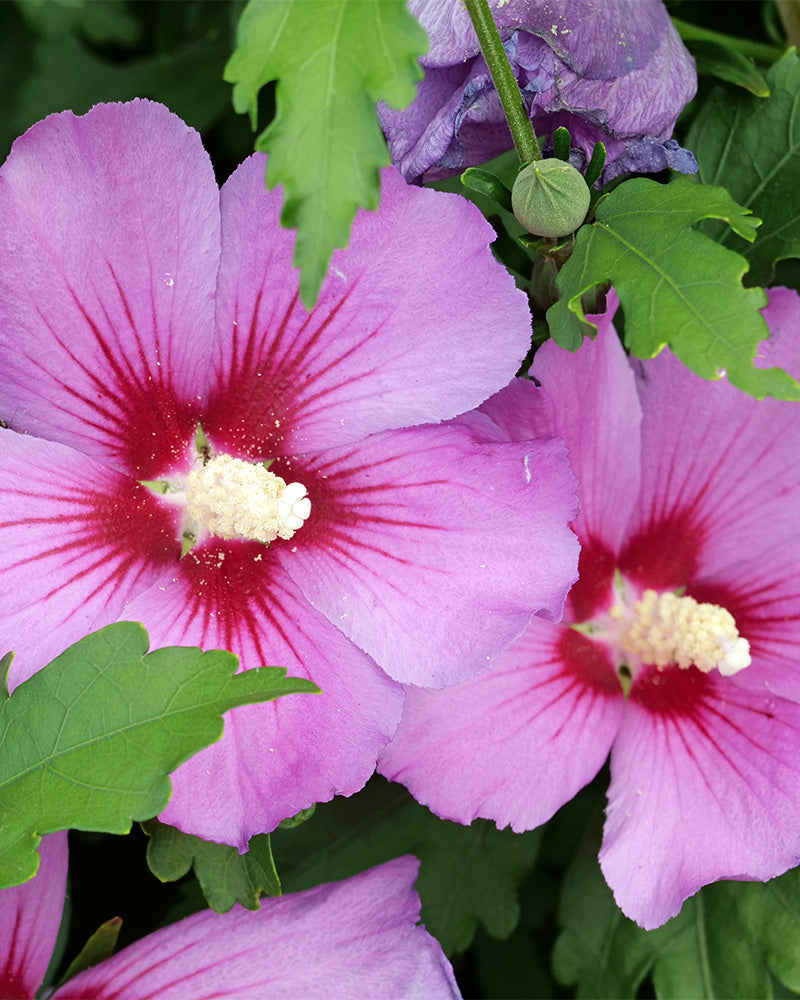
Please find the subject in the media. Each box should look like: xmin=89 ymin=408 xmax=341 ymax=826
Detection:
xmin=0 ymin=101 xmax=579 ymax=848
xmin=380 ymin=0 xmax=697 ymax=184
xmin=0 ymin=835 xmax=460 ymax=999
xmin=379 ymin=289 xmax=800 ymax=929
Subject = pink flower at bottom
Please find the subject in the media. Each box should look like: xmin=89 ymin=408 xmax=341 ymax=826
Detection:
xmin=379 ymin=289 xmax=800 ymax=929
xmin=0 ymin=101 xmax=580 ymax=848
xmin=0 ymin=834 xmax=460 ymax=999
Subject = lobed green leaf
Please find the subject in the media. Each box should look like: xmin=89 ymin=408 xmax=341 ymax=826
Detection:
xmin=224 ymin=0 xmax=427 ymax=307
xmin=144 ymin=818 xmax=281 ymax=912
xmin=0 ymin=622 xmax=317 ymax=888
xmin=271 ymin=776 xmax=541 ymax=956
xmin=546 ymin=175 xmax=800 ymax=400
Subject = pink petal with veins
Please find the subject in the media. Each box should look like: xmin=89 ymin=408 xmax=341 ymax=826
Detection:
xmin=205 ymin=156 xmax=532 ymax=457
xmin=602 ymin=664 xmax=800 ymax=929
xmin=123 ymin=546 xmax=402 ymax=845
xmin=0 ymin=101 xmax=218 ymax=478
xmin=0 ymin=431 xmax=179 ymax=691
xmin=0 ymin=833 xmax=67 ymax=1000
xmin=379 ymin=619 xmax=623 ymax=830
xmin=621 ymin=289 xmax=800 ymax=589
xmin=479 ymin=300 xmax=642 ymax=620
xmin=55 ymin=858 xmax=460 ymax=1000
xmin=282 ymin=422 xmax=579 ymax=687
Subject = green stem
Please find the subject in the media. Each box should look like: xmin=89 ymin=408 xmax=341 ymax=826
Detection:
xmin=672 ymin=16 xmax=785 ymax=64
xmin=464 ymin=0 xmax=541 ymax=164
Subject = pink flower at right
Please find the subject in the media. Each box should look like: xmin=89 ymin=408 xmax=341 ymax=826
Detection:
xmin=379 ymin=288 xmax=800 ymax=929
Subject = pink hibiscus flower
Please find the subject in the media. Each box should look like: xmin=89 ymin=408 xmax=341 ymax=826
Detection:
xmin=379 ymin=289 xmax=800 ymax=928
xmin=1 ymin=834 xmax=460 ymax=999
xmin=0 ymin=101 xmax=579 ymax=848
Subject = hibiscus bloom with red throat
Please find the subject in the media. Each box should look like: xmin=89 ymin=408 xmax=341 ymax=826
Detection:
xmin=0 ymin=101 xmax=580 ymax=848
xmin=379 ymin=289 xmax=800 ymax=929
xmin=0 ymin=834 xmax=461 ymax=999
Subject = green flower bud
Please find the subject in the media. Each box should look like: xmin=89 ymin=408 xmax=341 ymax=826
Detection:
xmin=511 ymin=159 xmax=590 ymax=238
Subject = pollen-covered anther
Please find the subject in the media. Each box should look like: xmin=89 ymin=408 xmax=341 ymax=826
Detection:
xmin=185 ymin=453 xmax=310 ymax=544
xmin=620 ymin=588 xmax=751 ymax=676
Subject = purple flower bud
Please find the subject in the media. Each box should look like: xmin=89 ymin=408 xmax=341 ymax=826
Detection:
xmin=380 ymin=0 xmax=698 ymax=184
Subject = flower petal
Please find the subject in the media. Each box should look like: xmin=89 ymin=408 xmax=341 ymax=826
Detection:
xmin=54 ymin=858 xmax=460 ymax=1000
xmin=688 ymin=555 xmax=800 ymax=704
xmin=488 ymin=301 xmax=641 ymax=556
xmin=203 ymin=156 xmax=531 ymax=457
xmin=380 ymin=59 xmax=511 ymax=184
xmin=600 ymin=665 xmax=800 ymax=929
xmin=0 ymin=431 xmax=180 ymax=691
xmin=0 ymin=101 xmax=217 ymax=478
xmin=0 ymin=832 xmax=67 ymax=999
xmin=479 ymin=300 xmax=642 ymax=620
xmin=535 ymin=23 xmax=698 ymax=180
xmin=382 ymin=0 xmax=695 ymax=183
xmin=122 ymin=546 xmax=402 ymax=845
xmin=282 ymin=421 xmax=579 ymax=687
xmin=379 ymin=620 xmax=623 ymax=831
xmin=619 ymin=289 xmax=800 ymax=591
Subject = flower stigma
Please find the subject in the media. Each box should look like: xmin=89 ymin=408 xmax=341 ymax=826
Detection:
xmin=185 ymin=453 xmax=311 ymax=545
xmin=611 ymin=589 xmax=751 ymax=676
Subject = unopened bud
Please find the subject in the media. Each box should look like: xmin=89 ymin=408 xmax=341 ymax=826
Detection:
xmin=511 ymin=159 xmax=590 ymax=238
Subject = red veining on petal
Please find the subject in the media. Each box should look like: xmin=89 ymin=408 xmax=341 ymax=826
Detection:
xmin=0 ymin=912 xmax=27 ymax=1000
xmin=290 ymin=448 xmax=449 ymax=539
xmin=629 ymin=663 xmax=798 ymax=821
xmin=203 ymin=279 xmax=386 ymax=457
xmin=29 ymin=268 xmax=197 ymax=479
xmin=618 ymin=507 xmax=704 ymax=591
xmin=689 ymin=579 xmax=800 ymax=667
xmin=1 ymin=477 xmax=178 ymax=622
xmin=565 ymin=536 xmax=616 ymax=622
xmin=558 ymin=628 xmax=622 ymax=695
xmin=467 ymin=629 xmax=622 ymax=749
xmin=270 ymin=448 xmax=454 ymax=608
xmin=162 ymin=541 xmax=317 ymax=674
xmin=54 ymin=936 xmax=264 ymax=1000
xmin=630 ymin=662 xmax=712 ymax=718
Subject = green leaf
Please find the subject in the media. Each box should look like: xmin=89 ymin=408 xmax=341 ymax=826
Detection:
xmin=14 ymin=0 xmax=141 ymax=45
xmin=224 ymin=0 xmax=427 ymax=307
xmin=552 ymin=831 xmax=659 ymax=998
xmin=650 ymin=888 xmax=773 ymax=999
xmin=57 ymin=916 xmax=122 ymax=989
xmin=687 ymin=49 xmax=800 ymax=286
xmin=686 ymin=38 xmax=770 ymax=96
xmin=0 ymin=622 xmax=318 ymax=888
xmin=651 ymin=869 xmax=800 ymax=998
xmin=554 ymin=817 xmax=800 ymax=999
xmin=14 ymin=33 xmax=232 ymax=139
xmin=271 ymin=776 xmax=541 ymax=955
xmin=144 ymin=818 xmax=281 ymax=912
xmin=546 ymin=175 xmax=800 ymax=401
